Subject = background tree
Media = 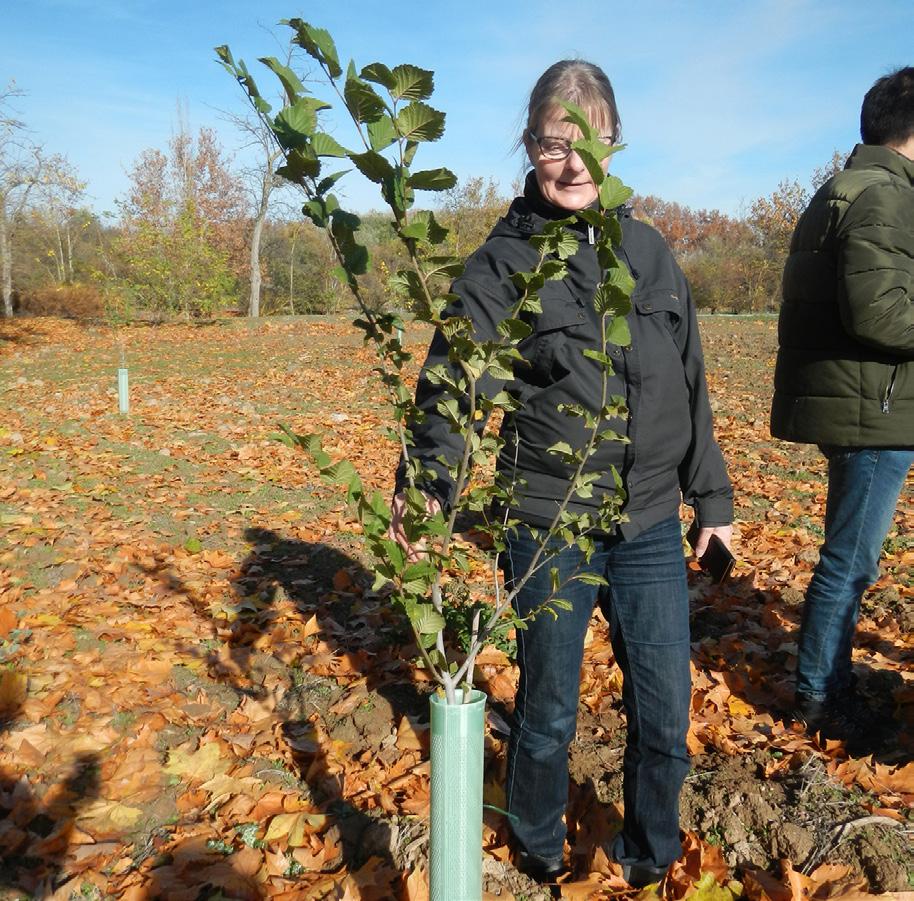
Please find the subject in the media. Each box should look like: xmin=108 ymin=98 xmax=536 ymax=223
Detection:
xmin=259 ymin=217 xmax=344 ymax=314
xmin=231 ymin=111 xmax=285 ymax=318
xmin=1 ymin=82 xmax=83 ymax=316
xmin=438 ymin=175 xmax=506 ymax=258
xmin=115 ymin=123 xmax=247 ymax=317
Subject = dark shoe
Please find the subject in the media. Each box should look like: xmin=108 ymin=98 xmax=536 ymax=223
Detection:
xmin=516 ymin=850 xmax=568 ymax=884
xmin=621 ymin=861 xmax=669 ymax=889
xmin=794 ymin=689 xmax=892 ymax=756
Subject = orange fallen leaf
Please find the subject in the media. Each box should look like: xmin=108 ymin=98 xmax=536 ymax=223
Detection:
xmin=0 ymin=606 xmax=16 ymax=638
xmin=0 ymin=669 xmax=27 ymax=713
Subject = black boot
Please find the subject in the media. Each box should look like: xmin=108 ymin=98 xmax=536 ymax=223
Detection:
xmin=794 ymin=687 xmax=893 ymax=756
xmin=621 ymin=861 xmax=669 ymax=889
xmin=516 ymin=849 xmax=568 ymax=884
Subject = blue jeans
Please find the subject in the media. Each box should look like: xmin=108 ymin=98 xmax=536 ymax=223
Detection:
xmin=796 ymin=446 xmax=913 ymax=700
xmin=503 ymin=516 xmax=691 ymax=869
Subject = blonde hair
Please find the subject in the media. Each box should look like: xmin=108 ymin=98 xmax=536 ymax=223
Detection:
xmin=519 ymin=59 xmax=621 ymax=149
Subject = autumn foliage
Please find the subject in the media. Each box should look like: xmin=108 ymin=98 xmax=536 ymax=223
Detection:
xmin=0 ymin=316 xmax=910 ymax=898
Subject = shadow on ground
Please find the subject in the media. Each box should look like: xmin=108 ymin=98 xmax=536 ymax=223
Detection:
xmin=0 ymin=697 xmax=100 ymax=898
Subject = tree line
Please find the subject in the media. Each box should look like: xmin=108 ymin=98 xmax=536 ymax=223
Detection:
xmin=1 ymin=80 xmax=844 ymax=321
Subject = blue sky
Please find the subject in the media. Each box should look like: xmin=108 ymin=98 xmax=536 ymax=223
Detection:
xmin=2 ymin=0 xmax=911 ymax=218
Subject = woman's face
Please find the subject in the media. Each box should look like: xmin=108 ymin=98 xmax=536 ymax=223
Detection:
xmin=526 ymin=112 xmax=612 ymax=211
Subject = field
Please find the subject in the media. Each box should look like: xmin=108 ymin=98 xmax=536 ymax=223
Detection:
xmin=0 ymin=315 xmax=911 ymax=900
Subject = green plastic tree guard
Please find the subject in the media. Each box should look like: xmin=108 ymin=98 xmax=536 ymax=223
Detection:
xmin=429 ymin=689 xmax=486 ymax=901
xmin=117 ymin=367 xmax=129 ymax=414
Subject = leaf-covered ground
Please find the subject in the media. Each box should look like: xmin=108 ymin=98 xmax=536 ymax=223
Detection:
xmin=0 ymin=315 xmax=911 ymax=900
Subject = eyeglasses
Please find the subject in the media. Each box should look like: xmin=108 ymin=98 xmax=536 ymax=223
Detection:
xmin=528 ymin=131 xmax=616 ymax=161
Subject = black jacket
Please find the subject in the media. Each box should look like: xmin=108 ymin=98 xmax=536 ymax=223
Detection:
xmin=402 ymin=176 xmax=733 ymax=539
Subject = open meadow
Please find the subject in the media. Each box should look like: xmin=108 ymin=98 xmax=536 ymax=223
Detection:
xmin=0 ymin=315 xmax=911 ymax=900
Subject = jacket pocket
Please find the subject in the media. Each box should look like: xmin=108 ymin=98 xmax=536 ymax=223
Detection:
xmin=633 ymin=288 xmax=684 ymax=352
xmin=881 ymin=364 xmax=899 ymax=414
xmin=519 ymin=281 xmax=586 ymax=387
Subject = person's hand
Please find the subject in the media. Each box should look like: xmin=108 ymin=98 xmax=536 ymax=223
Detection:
xmin=692 ymin=524 xmax=732 ymax=558
xmin=388 ymin=491 xmax=442 ymax=562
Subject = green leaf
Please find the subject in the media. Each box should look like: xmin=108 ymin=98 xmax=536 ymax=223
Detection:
xmin=605 ymin=216 xmax=623 ymax=246
xmin=322 ymin=459 xmax=358 ymax=486
xmin=560 ymin=100 xmax=596 ymax=137
xmin=311 ymin=132 xmax=347 ymax=158
xmin=316 ymin=169 xmax=349 ymax=194
xmin=396 ymin=102 xmax=445 ymax=142
xmin=273 ymin=97 xmax=329 ymax=150
xmin=367 ymin=116 xmax=397 ymax=151
xmin=547 ymin=441 xmax=575 ymax=457
xmin=285 ymin=18 xmax=342 ymax=79
xmin=400 ymin=210 xmax=448 ymax=245
xmin=582 ymin=348 xmax=613 ymax=366
xmin=382 ymin=169 xmax=412 ymax=214
xmin=600 ymin=175 xmax=633 ymax=210
xmin=606 ymin=263 xmax=635 ymax=295
xmin=276 ymin=149 xmax=320 ymax=183
xmin=574 ymin=572 xmax=607 ymax=586
xmin=407 ymin=167 xmax=457 ymax=191
xmin=606 ymin=316 xmax=631 ymax=347
xmin=574 ymin=208 xmax=603 ymax=229
xmin=359 ymin=62 xmax=395 ymax=90
xmin=216 ymin=46 xmax=272 ymax=115
xmin=569 ymin=144 xmax=606 ymax=187
xmin=540 ymin=259 xmax=567 ymax=281
xmin=598 ymin=428 xmax=628 ymax=443
xmin=553 ymin=230 xmax=580 ymax=260
xmin=593 ymin=284 xmax=630 ymax=317
xmin=422 ymin=256 xmax=464 ymax=281
xmin=403 ymin=560 xmax=438 ymax=596
xmin=301 ymin=199 xmax=327 ymax=227
xmin=258 ymin=56 xmax=306 ymax=104
xmin=400 ymin=220 xmax=430 ymax=243
xmin=497 ymin=318 xmax=533 ymax=342
xmin=344 ymin=64 xmax=387 ymax=123
xmin=348 ymin=150 xmax=395 ymax=184
xmin=184 ymin=536 xmax=202 ymax=554
xmin=390 ymin=64 xmax=434 ymax=101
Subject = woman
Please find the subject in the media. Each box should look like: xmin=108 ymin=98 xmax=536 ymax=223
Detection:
xmin=391 ymin=60 xmax=733 ymax=887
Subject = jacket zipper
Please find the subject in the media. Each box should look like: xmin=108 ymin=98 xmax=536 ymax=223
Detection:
xmin=587 ymin=224 xmax=595 ymax=245
xmin=881 ymin=365 xmax=898 ymax=414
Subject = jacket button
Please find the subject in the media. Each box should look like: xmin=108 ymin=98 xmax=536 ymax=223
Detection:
xmin=644 ymin=303 xmax=653 ymax=311
xmin=578 ymin=313 xmax=584 ymax=320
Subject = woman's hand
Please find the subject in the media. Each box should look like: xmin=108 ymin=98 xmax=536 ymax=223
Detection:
xmin=692 ymin=524 xmax=733 ymax=558
xmin=388 ymin=491 xmax=443 ymax=562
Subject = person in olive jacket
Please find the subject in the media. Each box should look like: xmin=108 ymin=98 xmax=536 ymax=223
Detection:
xmin=771 ymin=66 xmax=914 ymax=750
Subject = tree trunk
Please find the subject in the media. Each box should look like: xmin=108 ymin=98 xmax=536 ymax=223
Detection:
xmin=54 ymin=223 xmax=66 ymax=283
xmin=288 ymin=226 xmax=297 ymax=315
xmin=0 ymin=200 xmax=12 ymax=317
xmin=65 ymin=223 xmax=74 ymax=282
xmin=247 ymin=170 xmax=273 ymax=319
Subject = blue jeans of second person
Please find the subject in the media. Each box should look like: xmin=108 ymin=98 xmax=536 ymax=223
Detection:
xmin=503 ymin=516 xmax=691 ymax=870
xmin=796 ymin=446 xmax=913 ymax=701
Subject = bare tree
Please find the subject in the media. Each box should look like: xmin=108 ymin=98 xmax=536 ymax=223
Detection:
xmin=216 ymin=39 xmax=309 ymax=319
xmin=222 ymin=107 xmax=285 ymax=317
xmin=0 ymin=82 xmax=82 ymax=316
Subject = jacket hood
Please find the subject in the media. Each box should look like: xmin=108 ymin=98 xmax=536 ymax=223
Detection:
xmin=846 ymin=143 xmax=914 ymax=186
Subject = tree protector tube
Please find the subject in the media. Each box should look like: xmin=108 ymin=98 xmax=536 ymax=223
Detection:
xmin=429 ymin=689 xmax=485 ymax=901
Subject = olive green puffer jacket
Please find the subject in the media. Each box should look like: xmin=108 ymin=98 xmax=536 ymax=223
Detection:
xmin=770 ymin=143 xmax=914 ymax=446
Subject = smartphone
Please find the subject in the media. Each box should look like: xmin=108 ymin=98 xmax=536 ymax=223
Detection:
xmin=686 ymin=522 xmax=735 ymax=584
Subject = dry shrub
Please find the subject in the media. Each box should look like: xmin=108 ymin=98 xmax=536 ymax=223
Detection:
xmin=18 ymin=283 xmax=105 ymax=319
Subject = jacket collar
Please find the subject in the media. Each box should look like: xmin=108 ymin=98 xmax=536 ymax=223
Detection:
xmin=846 ymin=143 xmax=914 ymax=186
xmin=498 ymin=171 xmax=599 ymax=239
